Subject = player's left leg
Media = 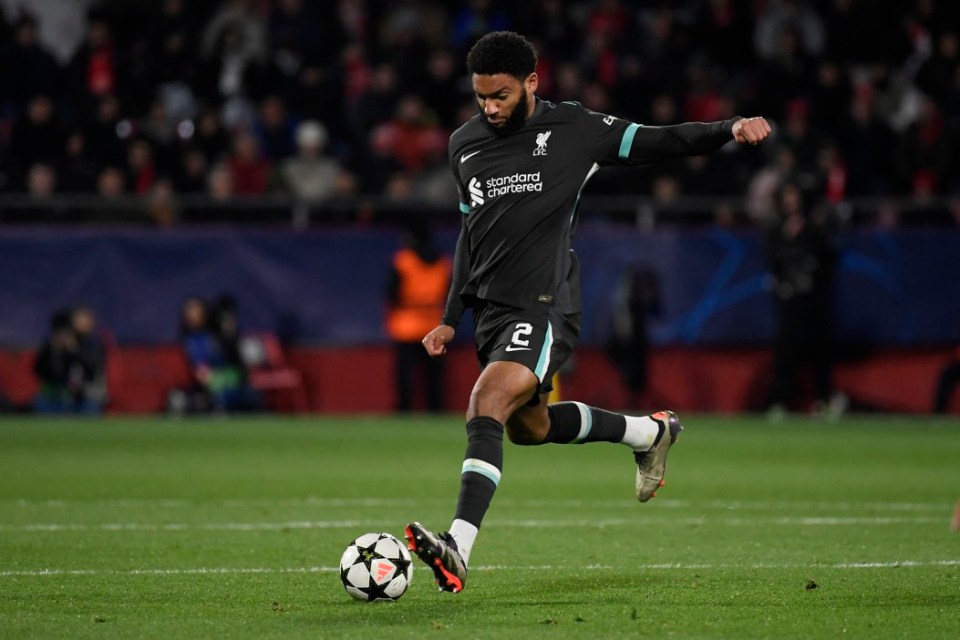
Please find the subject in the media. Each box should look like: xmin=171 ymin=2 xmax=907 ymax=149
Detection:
xmin=508 ymin=397 xmax=682 ymax=502
xmin=506 ymin=308 xmax=682 ymax=502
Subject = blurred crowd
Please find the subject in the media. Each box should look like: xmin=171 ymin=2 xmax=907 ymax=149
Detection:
xmin=0 ymin=0 xmax=959 ymax=226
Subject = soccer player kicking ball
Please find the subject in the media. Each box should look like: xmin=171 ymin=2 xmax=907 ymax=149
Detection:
xmin=405 ymin=31 xmax=771 ymax=593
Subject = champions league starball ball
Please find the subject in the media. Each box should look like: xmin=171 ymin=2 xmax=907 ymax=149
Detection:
xmin=339 ymin=532 xmax=413 ymax=602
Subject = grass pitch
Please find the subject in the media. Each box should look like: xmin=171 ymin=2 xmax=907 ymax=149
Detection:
xmin=0 ymin=414 xmax=958 ymax=639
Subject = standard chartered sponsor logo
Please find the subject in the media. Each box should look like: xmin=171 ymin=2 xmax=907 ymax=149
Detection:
xmin=467 ymin=172 xmax=543 ymax=207
xmin=468 ymin=177 xmax=485 ymax=206
xmin=485 ymin=172 xmax=542 ymax=197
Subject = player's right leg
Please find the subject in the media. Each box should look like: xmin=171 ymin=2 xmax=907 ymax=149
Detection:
xmin=404 ymin=522 xmax=469 ymax=593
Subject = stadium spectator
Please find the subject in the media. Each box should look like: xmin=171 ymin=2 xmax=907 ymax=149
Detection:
xmin=169 ymin=295 xmax=256 ymax=414
xmin=124 ymin=139 xmax=157 ymax=195
xmin=226 ymin=132 xmax=271 ymax=195
xmin=71 ymin=305 xmax=109 ymax=412
xmin=2 ymin=162 xmax=62 ymax=223
xmin=207 ymin=162 xmax=235 ymax=202
xmin=146 ymin=178 xmax=180 ymax=227
xmin=7 ymin=95 xmax=63 ymax=188
xmin=754 ymin=0 xmax=825 ymax=62
xmin=840 ymin=88 xmax=899 ymax=196
xmin=368 ymin=95 xmax=447 ymax=175
xmin=66 ymin=17 xmax=117 ymax=109
xmin=747 ymin=146 xmax=799 ymax=224
xmin=385 ymin=225 xmax=451 ymax=413
xmin=349 ymin=63 xmax=401 ymax=149
xmin=418 ymin=48 xmax=464 ymax=129
xmin=82 ymin=94 xmax=126 ymax=168
xmin=276 ymin=120 xmax=355 ymax=202
xmin=253 ymin=95 xmax=299 ymax=162
xmin=0 ymin=0 xmax=957 ymax=222
xmin=1 ymin=15 xmax=63 ymax=109
xmin=175 ymin=146 xmax=211 ymax=194
xmin=191 ymin=109 xmax=232 ymax=166
xmin=143 ymin=0 xmax=200 ymax=88
xmin=33 ymin=307 xmax=106 ymax=414
xmin=33 ymin=310 xmax=83 ymax=413
xmin=59 ymin=130 xmax=99 ymax=192
xmin=451 ymin=0 xmax=512 ymax=50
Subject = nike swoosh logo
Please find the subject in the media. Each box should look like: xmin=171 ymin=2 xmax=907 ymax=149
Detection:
xmin=460 ymin=150 xmax=482 ymax=163
xmin=504 ymin=345 xmax=532 ymax=352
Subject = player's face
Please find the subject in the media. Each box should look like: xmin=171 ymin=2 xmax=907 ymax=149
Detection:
xmin=473 ymin=72 xmax=537 ymax=135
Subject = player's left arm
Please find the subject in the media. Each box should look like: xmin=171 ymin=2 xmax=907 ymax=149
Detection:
xmin=626 ymin=117 xmax=772 ymax=163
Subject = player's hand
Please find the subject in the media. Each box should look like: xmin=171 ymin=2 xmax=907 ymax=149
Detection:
xmin=732 ymin=117 xmax=772 ymax=146
xmin=422 ymin=324 xmax=455 ymax=358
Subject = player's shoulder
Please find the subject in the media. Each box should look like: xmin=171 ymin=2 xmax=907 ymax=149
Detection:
xmin=554 ymin=100 xmax=588 ymax=117
xmin=449 ymin=116 xmax=487 ymax=154
xmin=536 ymin=100 xmax=602 ymax=127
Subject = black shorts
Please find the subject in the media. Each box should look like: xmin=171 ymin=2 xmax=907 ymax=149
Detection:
xmin=473 ymin=300 xmax=581 ymax=401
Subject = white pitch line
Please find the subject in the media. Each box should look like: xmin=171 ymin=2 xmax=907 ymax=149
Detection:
xmin=0 ymin=515 xmax=946 ymax=533
xmin=1 ymin=560 xmax=958 ymax=578
xmin=4 ymin=497 xmax=950 ymax=512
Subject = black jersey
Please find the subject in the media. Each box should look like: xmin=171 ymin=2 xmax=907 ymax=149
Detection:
xmin=442 ymin=99 xmax=737 ymax=326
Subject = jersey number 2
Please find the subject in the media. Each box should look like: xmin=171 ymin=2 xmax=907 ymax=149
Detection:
xmin=510 ymin=323 xmax=533 ymax=348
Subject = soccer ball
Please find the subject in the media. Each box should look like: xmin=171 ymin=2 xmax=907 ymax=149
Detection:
xmin=339 ymin=532 xmax=413 ymax=601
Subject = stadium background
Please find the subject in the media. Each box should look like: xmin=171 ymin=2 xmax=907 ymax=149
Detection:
xmin=1 ymin=0 xmax=959 ymax=414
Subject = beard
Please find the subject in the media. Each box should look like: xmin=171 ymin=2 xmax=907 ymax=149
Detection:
xmin=480 ymin=92 xmax=529 ymax=137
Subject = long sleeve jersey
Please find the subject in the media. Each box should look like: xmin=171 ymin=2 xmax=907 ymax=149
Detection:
xmin=442 ymin=99 xmax=739 ymax=327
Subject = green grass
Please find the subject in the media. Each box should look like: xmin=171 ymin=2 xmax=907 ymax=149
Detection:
xmin=1 ymin=414 xmax=958 ymax=639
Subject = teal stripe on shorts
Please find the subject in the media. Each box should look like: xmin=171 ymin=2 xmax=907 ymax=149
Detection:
xmin=534 ymin=321 xmax=554 ymax=383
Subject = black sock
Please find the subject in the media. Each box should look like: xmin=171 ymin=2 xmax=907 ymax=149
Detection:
xmin=545 ymin=401 xmax=627 ymax=444
xmin=453 ymin=416 xmax=504 ymax=528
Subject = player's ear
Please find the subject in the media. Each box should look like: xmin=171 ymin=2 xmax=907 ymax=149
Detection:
xmin=525 ymin=72 xmax=538 ymax=94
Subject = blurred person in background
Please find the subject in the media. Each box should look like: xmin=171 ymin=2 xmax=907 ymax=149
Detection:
xmin=7 ymin=94 xmax=62 ymax=189
xmin=253 ymin=95 xmax=298 ymax=162
xmin=276 ymin=120 xmax=355 ymax=201
xmin=226 ymin=131 xmax=271 ymax=195
xmin=34 ymin=310 xmax=81 ymax=413
xmin=21 ymin=163 xmax=60 ymax=221
xmin=71 ymin=305 xmax=108 ymax=412
xmin=607 ymin=265 xmax=661 ymax=406
xmin=67 ymin=16 xmax=117 ymax=109
xmin=933 ymin=314 xmax=960 ymax=414
xmin=33 ymin=308 xmax=104 ymax=414
xmin=59 ymin=129 xmax=99 ymax=192
xmin=145 ymin=178 xmax=180 ymax=227
xmin=91 ymin=165 xmax=140 ymax=223
xmin=2 ymin=15 xmax=63 ymax=109
xmin=385 ymin=224 xmax=451 ymax=413
xmin=169 ymin=295 xmax=256 ymax=414
xmin=764 ymin=182 xmax=845 ymax=419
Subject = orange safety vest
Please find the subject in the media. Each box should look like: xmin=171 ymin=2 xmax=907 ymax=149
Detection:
xmin=386 ymin=248 xmax=451 ymax=342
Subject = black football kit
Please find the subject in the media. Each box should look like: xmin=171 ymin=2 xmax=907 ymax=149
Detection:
xmin=442 ymin=99 xmax=739 ymax=393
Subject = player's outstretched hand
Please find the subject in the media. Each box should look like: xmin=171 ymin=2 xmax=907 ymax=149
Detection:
xmin=422 ymin=324 xmax=455 ymax=358
xmin=732 ymin=117 xmax=772 ymax=146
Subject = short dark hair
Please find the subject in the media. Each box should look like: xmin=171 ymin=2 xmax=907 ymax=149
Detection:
xmin=466 ymin=32 xmax=537 ymax=80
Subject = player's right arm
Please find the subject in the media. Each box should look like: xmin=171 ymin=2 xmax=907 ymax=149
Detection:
xmin=424 ymin=216 xmax=468 ymax=357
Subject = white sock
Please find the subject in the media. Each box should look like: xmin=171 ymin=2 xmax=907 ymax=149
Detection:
xmin=620 ymin=415 xmax=661 ymax=452
xmin=448 ymin=519 xmax=478 ymax=567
